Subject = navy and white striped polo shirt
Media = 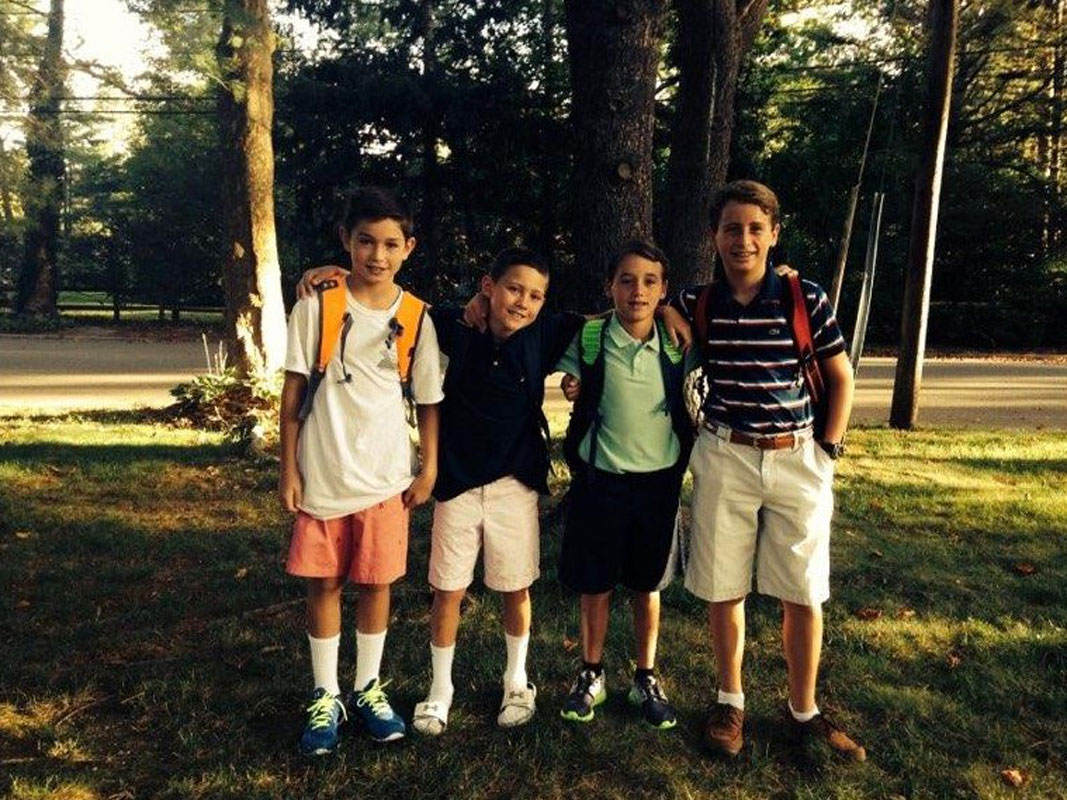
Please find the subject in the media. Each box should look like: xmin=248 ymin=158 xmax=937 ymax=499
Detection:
xmin=674 ymin=268 xmax=847 ymax=434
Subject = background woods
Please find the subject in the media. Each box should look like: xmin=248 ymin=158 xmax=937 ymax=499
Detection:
xmin=1 ymin=0 xmax=1065 ymax=347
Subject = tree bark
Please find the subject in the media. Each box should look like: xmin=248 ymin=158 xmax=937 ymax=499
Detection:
xmin=17 ymin=0 xmax=64 ymax=316
xmin=660 ymin=0 xmax=768 ymax=288
xmin=418 ymin=0 xmax=441 ymax=297
xmin=216 ymin=0 xmax=286 ymax=375
xmin=564 ymin=0 xmax=666 ymax=310
xmin=1049 ymin=0 xmax=1063 ymax=251
xmin=890 ymin=0 xmax=959 ymax=430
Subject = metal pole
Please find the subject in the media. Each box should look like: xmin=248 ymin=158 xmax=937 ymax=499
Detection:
xmin=850 ymin=192 xmax=885 ymax=376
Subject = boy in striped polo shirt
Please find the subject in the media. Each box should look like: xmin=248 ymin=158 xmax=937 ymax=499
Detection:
xmin=673 ymin=180 xmax=864 ymax=761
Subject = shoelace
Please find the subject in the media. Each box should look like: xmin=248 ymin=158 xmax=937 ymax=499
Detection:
xmin=356 ymin=680 xmax=394 ymax=717
xmin=574 ymin=670 xmax=599 ymax=700
xmin=640 ymin=677 xmax=668 ymax=704
xmin=306 ymin=693 xmax=346 ymax=730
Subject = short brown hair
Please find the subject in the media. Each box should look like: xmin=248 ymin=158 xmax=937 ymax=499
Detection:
xmin=709 ymin=180 xmax=780 ymax=229
xmin=341 ymin=186 xmax=414 ymax=239
xmin=608 ymin=239 xmax=669 ymax=280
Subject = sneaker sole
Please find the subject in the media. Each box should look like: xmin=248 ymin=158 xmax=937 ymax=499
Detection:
xmin=560 ymin=689 xmax=606 ymax=723
xmin=369 ymin=730 xmax=406 ymax=743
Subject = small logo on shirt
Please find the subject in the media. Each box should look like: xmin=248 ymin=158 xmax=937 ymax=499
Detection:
xmin=769 ymin=328 xmax=781 ymax=336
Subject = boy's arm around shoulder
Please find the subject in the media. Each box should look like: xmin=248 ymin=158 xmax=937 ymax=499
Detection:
xmin=403 ymin=309 xmax=445 ymax=509
xmin=278 ymin=371 xmax=307 ymax=513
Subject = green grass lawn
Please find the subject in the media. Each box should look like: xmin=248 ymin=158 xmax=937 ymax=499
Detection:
xmin=1 ymin=417 xmax=1065 ymax=799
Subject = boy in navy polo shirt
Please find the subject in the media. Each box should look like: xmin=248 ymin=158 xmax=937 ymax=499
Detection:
xmin=674 ymin=180 xmax=864 ymax=760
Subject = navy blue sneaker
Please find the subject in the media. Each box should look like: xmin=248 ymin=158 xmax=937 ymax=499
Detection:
xmin=561 ymin=668 xmax=606 ymax=722
xmin=628 ymin=673 xmax=677 ymax=730
xmin=299 ymin=688 xmax=346 ymax=756
xmin=350 ymin=678 xmax=406 ymax=742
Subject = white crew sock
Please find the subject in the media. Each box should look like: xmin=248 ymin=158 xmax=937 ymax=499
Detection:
xmin=718 ymin=689 xmax=745 ymax=710
xmin=354 ymin=629 xmax=387 ymax=691
xmin=308 ymin=632 xmax=341 ymax=696
xmin=503 ymin=632 xmax=530 ymax=690
xmin=789 ymin=700 xmax=820 ymax=722
xmin=428 ymin=643 xmax=456 ymax=703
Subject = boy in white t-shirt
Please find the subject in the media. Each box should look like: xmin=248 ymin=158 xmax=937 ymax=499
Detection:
xmin=278 ymin=187 xmax=443 ymax=755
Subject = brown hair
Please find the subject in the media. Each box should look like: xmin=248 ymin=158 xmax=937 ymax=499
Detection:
xmin=608 ymin=239 xmax=669 ymax=280
xmin=709 ymin=180 xmax=781 ymax=229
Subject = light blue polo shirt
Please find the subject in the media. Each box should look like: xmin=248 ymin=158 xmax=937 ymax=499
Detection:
xmin=555 ymin=313 xmax=680 ymax=474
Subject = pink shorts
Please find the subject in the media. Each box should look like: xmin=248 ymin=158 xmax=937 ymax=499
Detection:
xmin=286 ymin=494 xmax=409 ymax=584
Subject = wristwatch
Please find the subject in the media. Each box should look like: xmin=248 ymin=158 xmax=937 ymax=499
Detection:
xmin=818 ymin=440 xmax=845 ymax=459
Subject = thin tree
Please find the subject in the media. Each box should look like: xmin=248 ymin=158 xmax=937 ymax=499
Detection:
xmin=17 ymin=0 xmax=65 ymax=316
xmin=660 ymin=0 xmax=769 ymax=288
xmin=216 ymin=0 xmax=286 ymax=375
xmin=563 ymin=0 xmax=666 ymax=309
xmin=889 ymin=0 xmax=959 ymax=430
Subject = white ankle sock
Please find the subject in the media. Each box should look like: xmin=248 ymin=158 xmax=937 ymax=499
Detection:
xmin=308 ymin=633 xmax=341 ymax=696
xmin=789 ymin=700 xmax=819 ymax=722
xmin=718 ymin=689 xmax=745 ymax=710
xmin=354 ymin=629 xmax=386 ymax=691
xmin=428 ymin=643 xmax=455 ymax=703
xmin=503 ymin=632 xmax=530 ymax=690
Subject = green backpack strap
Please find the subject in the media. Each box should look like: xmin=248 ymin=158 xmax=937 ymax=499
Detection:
xmin=657 ymin=318 xmax=684 ymax=366
xmin=579 ymin=318 xmax=607 ymax=366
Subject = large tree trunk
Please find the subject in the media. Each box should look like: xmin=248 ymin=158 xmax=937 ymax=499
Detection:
xmin=216 ymin=0 xmax=286 ymax=375
xmin=418 ymin=0 xmax=441 ymax=297
xmin=564 ymin=0 xmax=666 ymax=310
xmin=890 ymin=0 xmax=959 ymax=430
xmin=17 ymin=0 xmax=64 ymax=317
xmin=1049 ymin=0 xmax=1064 ymax=252
xmin=660 ymin=0 xmax=768 ymax=288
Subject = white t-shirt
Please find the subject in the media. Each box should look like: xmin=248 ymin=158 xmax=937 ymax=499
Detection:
xmin=285 ymin=288 xmax=445 ymax=519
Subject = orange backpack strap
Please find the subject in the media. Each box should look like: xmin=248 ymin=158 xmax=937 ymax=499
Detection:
xmin=297 ymin=279 xmax=349 ymax=421
xmin=393 ymin=292 xmax=428 ymax=395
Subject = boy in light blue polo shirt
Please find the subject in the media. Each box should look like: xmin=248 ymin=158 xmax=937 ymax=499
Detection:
xmin=555 ymin=241 xmax=692 ymax=730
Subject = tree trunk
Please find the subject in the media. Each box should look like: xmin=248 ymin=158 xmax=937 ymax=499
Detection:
xmin=1049 ymin=0 xmax=1063 ymax=251
xmin=563 ymin=0 xmax=666 ymax=310
xmin=660 ymin=0 xmax=768 ymax=288
xmin=0 ymin=136 xmax=15 ymax=224
xmin=889 ymin=0 xmax=959 ymax=430
xmin=16 ymin=0 xmax=64 ymax=317
xmin=216 ymin=0 xmax=286 ymax=376
xmin=418 ymin=0 xmax=441 ymax=297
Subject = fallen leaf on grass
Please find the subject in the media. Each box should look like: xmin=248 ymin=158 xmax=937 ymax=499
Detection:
xmin=1000 ymin=768 xmax=1030 ymax=787
xmin=14 ymin=531 xmax=31 ymax=539
xmin=946 ymin=651 xmax=962 ymax=669
xmin=234 ymin=567 xmax=249 ymax=579
xmin=871 ymin=549 xmax=884 ymax=558
xmin=1012 ymin=563 xmax=1037 ymax=576
xmin=563 ymin=637 xmax=578 ymax=652
xmin=854 ymin=607 xmax=882 ymax=621
xmin=260 ymin=644 xmax=283 ymax=654
xmin=896 ymin=607 xmax=916 ymax=619
xmin=16 ymin=599 xmax=30 ymax=609
xmin=45 ymin=465 xmax=63 ymax=475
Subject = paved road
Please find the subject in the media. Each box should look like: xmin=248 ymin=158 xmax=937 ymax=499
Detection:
xmin=1 ymin=333 xmax=1065 ymax=428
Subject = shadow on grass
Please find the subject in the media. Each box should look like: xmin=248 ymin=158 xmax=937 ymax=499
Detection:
xmin=0 ymin=440 xmax=234 ymax=466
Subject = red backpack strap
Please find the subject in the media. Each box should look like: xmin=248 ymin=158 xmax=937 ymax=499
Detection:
xmin=784 ymin=273 xmax=827 ymax=407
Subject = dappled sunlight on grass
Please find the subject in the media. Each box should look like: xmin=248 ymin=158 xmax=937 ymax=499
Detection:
xmin=2 ymin=419 xmax=1066 ymax=797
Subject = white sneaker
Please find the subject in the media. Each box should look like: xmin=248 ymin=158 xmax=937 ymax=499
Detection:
xmin=412 ymin=697 xmax=450 ymax=736
xmin=497 ymin=683 xmax=537 ymax=728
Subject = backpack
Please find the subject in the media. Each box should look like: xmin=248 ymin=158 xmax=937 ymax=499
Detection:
xmin=562 ymin=317 xmax=694 ymax=478
xmin=297 ymin=278 xmax=428 ymax=422
xmin=687 ymin=271 xmax=828 ymax=438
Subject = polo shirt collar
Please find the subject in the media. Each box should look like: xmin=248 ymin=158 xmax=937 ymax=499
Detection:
xmin=607 ymin=312 xmax=661 ymax=351
xmin=712 ymin=265 xmax=778 ymax=306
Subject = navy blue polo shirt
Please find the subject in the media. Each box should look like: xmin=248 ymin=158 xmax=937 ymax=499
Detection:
xmin=673 ymin=269 xmax=846 ymax=434
xmin=430 ymin=306 xmax=583 ymax=502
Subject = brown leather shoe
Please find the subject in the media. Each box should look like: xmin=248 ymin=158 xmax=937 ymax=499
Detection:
xmin=788 ymin=709 xmax=866 ymax=762
xmin=704 ymin=702 xmax=744 ymax=756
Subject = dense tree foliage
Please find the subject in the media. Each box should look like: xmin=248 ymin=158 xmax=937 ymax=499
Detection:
xmin=2 ymin=0 xmax=1064 ymax=346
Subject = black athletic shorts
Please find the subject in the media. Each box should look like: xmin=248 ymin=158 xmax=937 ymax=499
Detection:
xmin=559 ymin=463 xmax=684 ymax=594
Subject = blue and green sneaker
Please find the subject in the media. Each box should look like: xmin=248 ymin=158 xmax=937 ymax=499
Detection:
xmin=299 ymin=688 xmax=346 ymax=756
xmin=561 ymin=668 xmax=606 ymax=722
xmin=628 ymin=673 xmax=677 ymax=730
xmin=350 ymin=678 xmax=406 ymax=742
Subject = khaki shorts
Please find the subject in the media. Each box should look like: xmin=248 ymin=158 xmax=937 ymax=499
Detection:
xmin=429 ymin=476 xmax=540 ymax=592
xmin=685 ymin=428 xmax=835 ymax=606
xmin=286 ymin=494 xmax=408 ymax=584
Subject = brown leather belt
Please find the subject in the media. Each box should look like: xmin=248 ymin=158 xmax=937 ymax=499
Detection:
xmin=704 ymin=422 xmax=809 ymax=451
